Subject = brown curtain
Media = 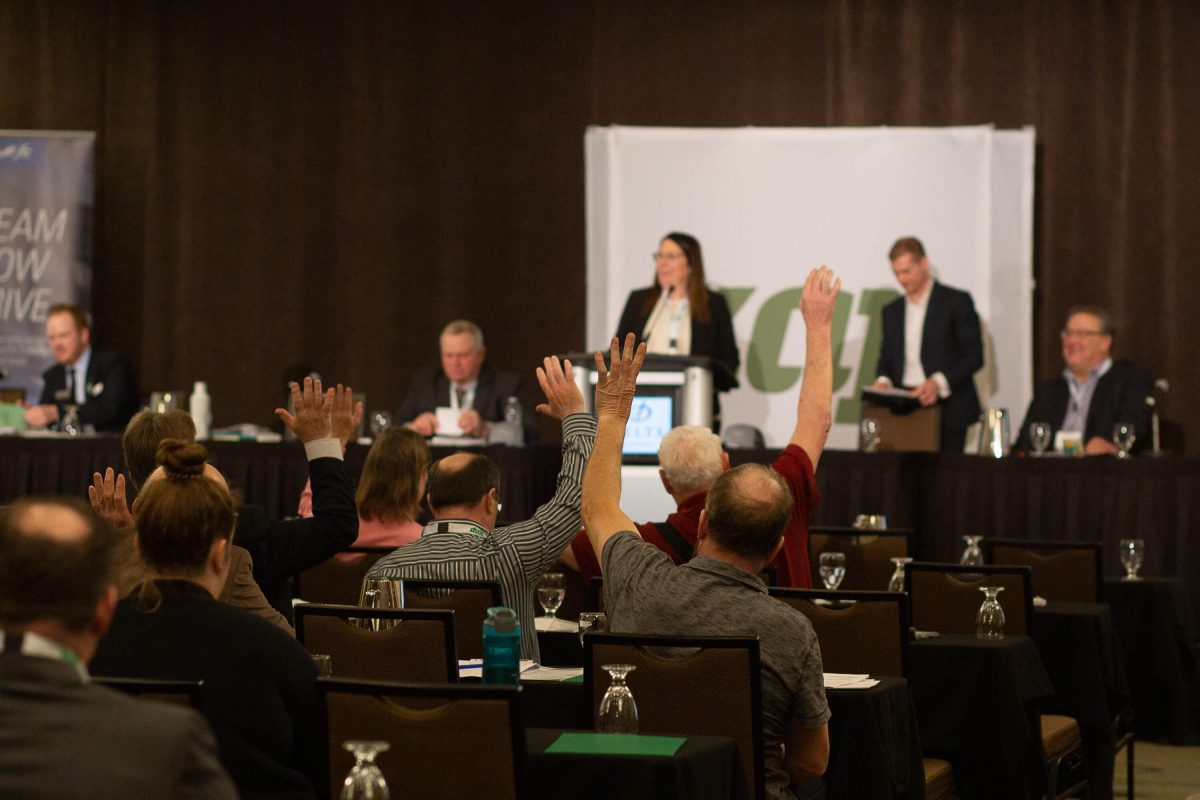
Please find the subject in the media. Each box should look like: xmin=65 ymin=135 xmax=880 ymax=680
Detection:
xmin=3 ymin=0 xmax=1196 ymax=450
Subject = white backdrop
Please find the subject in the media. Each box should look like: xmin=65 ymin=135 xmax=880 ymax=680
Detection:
xmin=586 ymin=125 xmax=1035 ymax=450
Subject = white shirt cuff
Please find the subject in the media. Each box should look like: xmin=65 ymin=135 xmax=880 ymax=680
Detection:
xmin=304 ymin=438 xmax=343 ymax=461
xmin=931 ymin=372 xmax=951 ymax=399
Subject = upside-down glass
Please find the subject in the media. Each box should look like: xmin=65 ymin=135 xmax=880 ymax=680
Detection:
xmin=598 ymin=664 xmax=639 ymax=734
xmin=339 ymin=740 xmax=390 ymax=800
xmin=577 ymin=612 xmax=608 ymax=648
xmin=819 ymin=552 xmax=846 ymax=590
xmin=1119 ymin=538 xmax=1145 ymax=580
xmin=537 ymin=573 xmax=565 ymax=620
xmin=860 ymin=418 xmax=881 ymax=453
xmin=1113 ymin=423 xmax=1136 ymax=459
xmin=976 ymin=586 xmax=1006 ymax=640
xmin=960 ymin=536 xmax=985 ymax=566
xmin=887 ymin=557 xmax=913 ymax=593
xmin=1029 ymin=422 xmax=1052 ymax=456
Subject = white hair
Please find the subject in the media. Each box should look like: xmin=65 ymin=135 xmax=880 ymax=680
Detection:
xmin=658 ymin=425 xmax=724 ymax=495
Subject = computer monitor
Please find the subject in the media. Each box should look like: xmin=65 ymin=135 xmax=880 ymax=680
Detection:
xmin=621 ymin=387 xmax=681 ymax=463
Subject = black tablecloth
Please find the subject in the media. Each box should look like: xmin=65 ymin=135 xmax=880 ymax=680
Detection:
xmin=526 ymin=727 xmax=745 ymax=800
xmin=826 ymin=677 xmax=925 ymax=800
xmin=1103 ymin=577 xmax=1200 ymax=744
xmin=1032 ymin=601 xmax=1130 ymax=800
xmin=910 ymin=634 xmax=1054 ymax=800
xmin=539 ymin=629 xmax=582 ymax=668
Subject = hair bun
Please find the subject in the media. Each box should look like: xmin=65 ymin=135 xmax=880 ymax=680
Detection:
xmin=155 ymin=438 xmax=209 ymax=480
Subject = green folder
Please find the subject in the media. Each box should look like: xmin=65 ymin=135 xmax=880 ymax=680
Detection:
xmin=0 ymin=403 xmax=27 ymax=429
xmin=545 ymin=732 xmax=685 ymax=757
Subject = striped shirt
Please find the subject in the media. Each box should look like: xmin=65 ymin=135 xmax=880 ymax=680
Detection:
xmin=367 ymin=413 xmax=595 ymax=661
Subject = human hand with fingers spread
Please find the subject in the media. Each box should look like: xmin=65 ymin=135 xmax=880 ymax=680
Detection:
xmin=88 ymin=467 xmax=134 ymax=528
xmin=800 ymin=266 xmax=840 ymax=329
xmin=330 ymin=384 xmax=363 ymax=447
xmin=274 ymin=376 xmax=334 ymax=443
xmin=593 ymin=333 xmax=647 ymax=422
xmin=535 ymin=355 xmax=585 ymax=420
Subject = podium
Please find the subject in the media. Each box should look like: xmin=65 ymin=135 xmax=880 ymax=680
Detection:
xmin=860 ymin=389 xmax=942 ymax=452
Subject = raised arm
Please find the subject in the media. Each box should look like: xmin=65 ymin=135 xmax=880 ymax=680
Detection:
xmin=789 ymin=267 xmax=841 ymax=470
xmin=582 ymin=334 xmax=648 ymax=562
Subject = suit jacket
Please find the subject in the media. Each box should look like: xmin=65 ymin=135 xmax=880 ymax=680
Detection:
xmin=90 ymin=580 xmax=322 ymax=799
xmin=0 ymin=649 xmax=236 ymax=800
xmin=1014 ymin=360 xmax=1154 ymax=452
xmin=616 ymin=287 xmax=740 ymax=391
xmin=396 ymin=362 xmax=526 ymax=430
xmin=876 ymin=282 xmax=983 ymax=444
xmin=38 ymin=348 xmax=137 ymax=432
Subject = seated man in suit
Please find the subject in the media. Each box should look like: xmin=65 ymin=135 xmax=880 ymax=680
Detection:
xmin=0 ymin=497 xmax=236 ymax=799
xmin=397 ymin=319 xmax=525 ymax=440
xmin=873 ymin=237 xmax=983 ymax=451
xmin=23 ymin=303 xmax=137 ymax=432
xmin=1015 ymin=305 xmax=1153 ymax=455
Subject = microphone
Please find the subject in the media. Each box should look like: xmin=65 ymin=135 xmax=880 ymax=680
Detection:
xmin=640 ymin=284 xmax=675 ymax=339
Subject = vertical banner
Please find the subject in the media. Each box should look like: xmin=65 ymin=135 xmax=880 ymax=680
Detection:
xmin=586 ymin=125 xmax=1035 ymax=450
xmin=0 ymin=130 xmax=95 ymax=401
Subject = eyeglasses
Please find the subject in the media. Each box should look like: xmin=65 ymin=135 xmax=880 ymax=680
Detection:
xmin=651 ymin=251 xmax=685 ymax=262
xmin=1060 ymin=328 xmax=1106 ymax=340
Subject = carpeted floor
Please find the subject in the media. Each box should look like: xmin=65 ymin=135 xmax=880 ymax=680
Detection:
xmin=1113 ymin=741 xmax=1200 ymax=799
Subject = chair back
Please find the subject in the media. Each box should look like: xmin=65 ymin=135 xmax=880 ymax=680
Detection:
xmin=295 ymin=604 xmax=456 ymax=682
xmin=319 ymin=680 xmax=524 ymax=800
xmin=399 ymin=579 xmax=502 ymax=659
xmin=983 ymin=539 xmax=1102 ymax=602
xmin=94 ymin=677 xmax=204 ymax=709
xmin=589 ymin=576 xmax=605 ymax=614
xmin=295 ymin=547 xmax=396 ymax=606
xmin=584 ymin=633 xmax=764 ymax=800
xmin=904 ymin=563 xmax=1034 ymax=636
xmin=769 ymin=588 xmax=910 ymax=678
xmin=808 ymin=527 xmax=913 ymax=591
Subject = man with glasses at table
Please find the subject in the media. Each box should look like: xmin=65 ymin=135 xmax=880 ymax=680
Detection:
xmin=1015 ymin=305 xmax=1153 ymax=455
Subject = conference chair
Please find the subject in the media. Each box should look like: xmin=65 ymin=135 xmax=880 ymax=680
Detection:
xmin=982 ymin=539 xmax=1103 ymax=603
xmin=93 ymin=677 xmax=204 ymax=710
xmin=904 ymin=563 xmax=1089 ymax=800
xmin=398 ymin=579 xmax=501 ymax=660
xmin=319 ymin=680 xmax=525 ymax=800
xmin=808 ymin=526 xmax=914 ymax=591
xmin=584 ymin=633 xmax=764 ymax=800
xmin=293 ymin=547 xmax=396 ymax=606
xmin=294 ymin=604 xmax=456 ymax=683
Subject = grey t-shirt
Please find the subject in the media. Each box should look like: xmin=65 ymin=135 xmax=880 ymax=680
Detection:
xmin=602 ymin=531 xmax=830 ymax=800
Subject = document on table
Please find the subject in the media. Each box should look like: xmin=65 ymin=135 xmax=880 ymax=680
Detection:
xmin=823 ymin=673 xmax=879 ymax=689
xmin=534 ymin=616 xmax=578 ymax=632
xmin=457 ymin=659 xmax=579 ymax=682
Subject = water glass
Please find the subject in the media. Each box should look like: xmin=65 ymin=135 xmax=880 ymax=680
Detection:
xmin=860 ymin=418 xmax=881 ymax=453
xmin=976 ymin=586 xmax=1006 ymax=640
xmin=1119 ymin=538 xmax=1145 ymax=580
xmin=1113 ymin=423 xmax=1136 ymax=459
xmin=537 ymin=573 xmax=565 ymax=619
xmin=312 ymin=654 xmax=333 ymax=677
xmin=1029 ymin=422 xmax=1052 ymax=456
xmin=853 ymin=514 xmax=888 ymax=530
xmin=61 ymin=404 xmax=82 ymax=436
xmin=369 ymin=411 xmax=392 ymax=439
xmin=577 ymin=611 xmax=608 ymax=648
xmin=960 ymin=535 xmax=985 ymax=566
xmin=356 ymin=578 xmax=402 ymax=630
xmin=340 ymin=740 xmax=390 ymax=800
xmin=887 ymin=556 xmax=913 ymax=593
xmin=598 ymin=664 xmax=639 ymax=734
xmin=819 ymin=552 xmax=846 ymax=590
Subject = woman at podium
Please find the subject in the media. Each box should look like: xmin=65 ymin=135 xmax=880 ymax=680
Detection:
xmin=615 ymin=232 xmax=740 ymax=423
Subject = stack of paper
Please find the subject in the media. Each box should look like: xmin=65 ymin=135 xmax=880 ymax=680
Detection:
xmin=823 ymin=673 xmax=879 ymax=689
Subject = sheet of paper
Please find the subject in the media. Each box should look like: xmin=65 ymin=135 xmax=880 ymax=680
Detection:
xmin=435 ymin=406 xmax=463 ymax=436
xmin=521 ymin=666 xmax=584 ymax=682
xmin=534 ymin=616 xmax=578 ymax=632
xmin=823 ymin=673 xmax=880 ymax=689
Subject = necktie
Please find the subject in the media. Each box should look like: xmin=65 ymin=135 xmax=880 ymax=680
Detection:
xmin=65 ymin=367 xmax=75 ymax=403
xmin=455 ymin=387 xmax=467 ymax=409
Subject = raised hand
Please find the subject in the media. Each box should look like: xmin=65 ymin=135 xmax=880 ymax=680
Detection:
xmin=274 ymin=376 xmax=334 ymax=443
xmin=88 ymin=467 xmax=133 ymax=528
xmin=535 ymin=355 xmax=585 ymax=420
xmin=593 ymin=334 xmax=647 ymax=421
xmin=330 ymin=384 xmax=363 ymax=447
xmin=799 ymin=266 xmax=840 ymax=328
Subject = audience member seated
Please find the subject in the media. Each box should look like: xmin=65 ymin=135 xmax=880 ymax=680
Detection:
xmin=369 ymin=353 xmax=594 ymax=663
xmin=581 ymin=266 xmax=840 ymax=800
xmin=90 ymin=440 xmax=322 ymax=799
xmin=22 ymin=303 xmax=138 ymax=433
xmin=396 ymin=319 xmax=526 ymax=440
xmin=298 ymin=423 xmax=430 ymax=561
xmin=1014 ymin=304 xmax=1154 ymax=455
xmin=0 ymin=497 xmax=236 ymax=800
xmin=562 ymin=276 xmax=835 ymax=587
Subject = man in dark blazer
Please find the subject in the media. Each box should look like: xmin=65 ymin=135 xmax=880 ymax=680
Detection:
xmin=874 ymin=237 xmax=984 ymax=451
xmin=397 ymin=319 xmax=525 ymax=440
xmin=23 ymin=303 xmax=137 ymax=432
xmin=0 ymin=497 xmax=236 ymax=800
xmin=1014 ymin=305 xmax=1153 ymax=455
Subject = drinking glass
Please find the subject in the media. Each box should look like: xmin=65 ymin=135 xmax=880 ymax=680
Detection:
xmin=355 ymin=578 xmax=402 ymax=630
xmin=960 ymin=535 xmax=985 ymax=566
xmin=61 ymin=404 xmax=82 ymax=436
xmin=1029 ymin=422 xmax=1052 ymax=456
xmin=1113 ymin=423 xmax=1136 ymax=459
xmin=369 ymin=411 xmax=392 ymax=439
xmin=536 ymin=573 xmax=565 ymax=620
xmin=887 ymin=556 xmax=913 ymax=593
xmin=339 ymin=740 xmax=390 ymax=800
xmin=860 ymin=418 xmax=881 ymax=453
xmin=311 ymin=654 xmax=333 ymax=677
xmin=819 ymin=552 xmax=846 ymax=590
xmin=853 ymin=514 xmax=888 ymax=530
xmin=577 ymin=611 xmax=608 ymax=648
xmin=597 ymin=664 xmax=639 ymax=734
xmin=1119 ymin=538 xmax=1145 ymax=580
xmin=976 ymin=586 xmax=1006 ymax=640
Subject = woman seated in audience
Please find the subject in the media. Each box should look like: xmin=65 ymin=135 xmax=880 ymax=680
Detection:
xmin=297 ymin=426 xmax=430 ymax=558
xmin=90 ymin=439 xmax=321 ymax=800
